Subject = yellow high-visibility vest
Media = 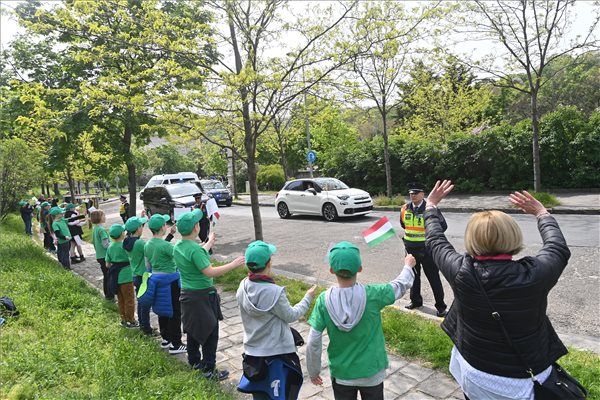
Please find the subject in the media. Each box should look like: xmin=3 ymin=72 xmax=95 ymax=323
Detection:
xmin=401 ymin=204 xmax=426 ymax=242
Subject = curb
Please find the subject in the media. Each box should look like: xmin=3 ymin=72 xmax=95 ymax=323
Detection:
xmin=231 ymin=201 xmax=600 ymax=215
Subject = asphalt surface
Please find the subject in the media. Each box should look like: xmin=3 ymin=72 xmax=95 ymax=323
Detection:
xmin=100 ymin=198 xmax=600 ymax=347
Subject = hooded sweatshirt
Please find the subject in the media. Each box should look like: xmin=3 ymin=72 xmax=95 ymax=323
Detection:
xmin=306 ymin=266 xmax=414 ymax=385
xmin=236 ymin=277 xmax=314 ymax=357
xmin=123 ymin=236 xmax=147 ymax=277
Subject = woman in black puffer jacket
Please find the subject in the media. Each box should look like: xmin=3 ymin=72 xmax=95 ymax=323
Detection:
xmin=424 ymin=180 xmax=571 ymax=400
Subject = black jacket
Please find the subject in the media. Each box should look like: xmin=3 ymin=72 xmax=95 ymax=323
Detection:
xmin=425 ymin=208 xmax=570 ymax=378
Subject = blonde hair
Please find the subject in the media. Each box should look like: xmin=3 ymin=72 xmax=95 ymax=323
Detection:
xmin=464 ymin=211 xmax=523 ymax=256
xmin=90 ymin=209 xmax=105 ymax=224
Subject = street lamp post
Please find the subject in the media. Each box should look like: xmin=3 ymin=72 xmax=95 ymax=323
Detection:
xmin=302 ymin=64 xmax=313 ymax=178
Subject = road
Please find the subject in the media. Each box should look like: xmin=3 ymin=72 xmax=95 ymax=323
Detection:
xmin=101 ymin=199 xmax=600 ymax=339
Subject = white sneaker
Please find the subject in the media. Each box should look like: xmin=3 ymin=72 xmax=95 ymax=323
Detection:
xmin=160 ymin=340 xmax=171 ymax=349
xmin=168 ymin=344 xmax=187 ymax=355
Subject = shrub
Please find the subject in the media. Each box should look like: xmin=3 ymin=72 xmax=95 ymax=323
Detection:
xmin=529 ymin=191 xmax=561 ymax=208
xmin=256 ymin=164 xmax=285 ymax=191
xmin=373 ymin=194 xmax=406 ymax=207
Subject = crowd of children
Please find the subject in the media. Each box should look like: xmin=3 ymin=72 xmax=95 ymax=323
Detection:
xmin=24 ymin=195 xmax=416 ymax=399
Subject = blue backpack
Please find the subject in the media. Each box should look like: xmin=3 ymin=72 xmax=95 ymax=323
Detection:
xmin=0 ymin=296 xmax=19 ymax=318
xmin=238 ymin=357 xmax=302 ymax=400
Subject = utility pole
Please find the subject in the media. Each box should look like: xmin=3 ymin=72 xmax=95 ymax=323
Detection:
xmin=302 ymin=64 xmax=313 ymax=178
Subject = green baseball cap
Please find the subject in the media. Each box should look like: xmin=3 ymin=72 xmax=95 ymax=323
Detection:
xmin=65 ymin=203 xmax=77 ymax=210
xmin=49 ymin=207 xmax=65 ymax=216
xmin=18 ymin=201 xmax=27 ymax=206
xmin=124 ymin=216 xmax=148 ymax=233
xmin=41 ymin=202 xmax=50 ymax=207
xmin=176 ymin=209 xmax=203 ymax=235
xmin=329 ymin=241 xmax=362 ymax=275
xmin=109 ymin=224 xmax=126 ymax=238
xmin=245 ymin=240 xmax=277 ymax=270
xmin=148 ymin=214 xmax=171 ymax=231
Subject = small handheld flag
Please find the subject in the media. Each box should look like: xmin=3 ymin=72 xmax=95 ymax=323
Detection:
xmin=362 ymin=216 xmax=396 ymax=247
xmin=206 ymin=198 xmax=220 ymax=221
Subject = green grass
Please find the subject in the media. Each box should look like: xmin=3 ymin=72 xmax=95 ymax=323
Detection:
xmin=373 ymin=194 xmax=405 ymax=207
xmin=0 ymin=214 xmax=234 ymax=400
xmin=529 ymin=191 xmax=561 ymax=208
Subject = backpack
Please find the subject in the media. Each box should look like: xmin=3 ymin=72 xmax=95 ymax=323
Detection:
xmin=0 ymin=296 xmax=20 ymax=318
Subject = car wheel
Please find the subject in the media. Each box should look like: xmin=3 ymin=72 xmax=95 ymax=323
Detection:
xmin=277 ymin=202 xmax=291 ymax=219
xmin=322 ymin=203 xmax=338 ymax=222
xmin=225 ymin=201 xmax=232 ymax=207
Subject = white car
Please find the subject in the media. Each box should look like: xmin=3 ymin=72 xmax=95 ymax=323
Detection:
xmin=275 ymin=178 xmax=373 ymax=221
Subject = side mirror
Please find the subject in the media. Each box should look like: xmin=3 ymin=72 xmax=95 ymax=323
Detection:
xmin=307 ymin=188 xmax=317 ymax=195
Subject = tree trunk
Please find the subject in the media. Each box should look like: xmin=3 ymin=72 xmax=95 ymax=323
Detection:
xmin=124 ymin=118 xmax=136 ymax=218
xmin=66 ymin=169 xmax=76 ymax=201
xmin=382 ymin=108 xmax=393 ymax=197
xmin=246 ymin=146 xmax=263 ymax=240
xmin=274 ymin=121 xmax=288 ymax=179
xmin=231 ymin=152 xmax=238 ymax=198
xmin=84 ymin=181 xmax=90 ymax=194
xmin=531 ymin=90 xmax=542 ymax=192
xmin=53 ymin=182 xmax=60 ymax=196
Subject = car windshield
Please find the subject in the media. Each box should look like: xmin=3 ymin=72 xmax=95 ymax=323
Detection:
xmin=314 ymin=178 xmax=349 ymax=191
xmin=146 ymin=179 xmax=162 ymax=188
xmin=166 ymin=184 xmax=200 ymax=198
xmin=202 ymin=181 xmax=225 ymax=190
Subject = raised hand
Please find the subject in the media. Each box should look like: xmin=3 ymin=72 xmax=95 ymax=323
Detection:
xmin=306 ymin=284 xmax=318 ymax=298
xmin=509 ymin=190 xmax=548 ymax=217
xmin=427 ymin=180 xmax=454 ymax=207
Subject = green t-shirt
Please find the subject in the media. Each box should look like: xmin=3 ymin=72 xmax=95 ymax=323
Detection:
xmin=308 ymin=284 xmax=395 ymax=380
xmin=105 ymin=241 xmax=133 ymax=284
xmin=144 ymin=238 xmax=176 ymax=273
xmin=127 ymin=238 xmax=147 ymax=277
xmin=52 ymin=218 xmax=71 ymax=245
xmin=173 ymin=239 xmax=212 ymax=290
xmin=92 ymin=224 xmax=109 ymax=260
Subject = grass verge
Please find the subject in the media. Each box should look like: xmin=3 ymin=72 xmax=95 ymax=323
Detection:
xmin=373 ymin=194 xmax=405 ymax=207
xmin=529 ymin=191 xmax=561 ymax=208
xmin=0 ymin=214 xmax=234 ymax=400
xmin=216 ymin=260 xmax=599 ymax=399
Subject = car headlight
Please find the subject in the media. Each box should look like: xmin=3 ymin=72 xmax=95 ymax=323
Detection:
xmin=337 ymin=195 xmax=350 ymax=201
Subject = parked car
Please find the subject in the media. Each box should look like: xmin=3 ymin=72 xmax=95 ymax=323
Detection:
xmin=275 ymin=178 xmax=373 ymax=221
xmin=200 ymin=179 xmax=232 ymax=207
xmin=140 ymin=183 xmax=204 ymax=221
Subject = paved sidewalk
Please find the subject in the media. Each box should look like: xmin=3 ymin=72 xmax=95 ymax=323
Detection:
xmin=69 ymin=241 xmax=463 ymax=400
xmin=232 ymin=192 xmax=600 ymax=214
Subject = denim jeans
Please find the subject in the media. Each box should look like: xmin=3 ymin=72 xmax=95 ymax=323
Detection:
xmin=23 ymin=217 xmax=32 ymax=235
xmin=133 ymin=275 xmax=152 ymax=332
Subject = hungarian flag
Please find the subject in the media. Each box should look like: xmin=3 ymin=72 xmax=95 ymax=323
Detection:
xmin=206 ymin=198 xmax=220 ymax=220
xmin=362 ymin=216 xmax=396 ymax=247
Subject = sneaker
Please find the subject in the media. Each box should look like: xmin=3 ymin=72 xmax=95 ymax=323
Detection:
xmin=202 ymin=368 xmax=230 ymax=381
xmin=169 ymin=344 xmax=187 ymax=355
xmin=142 ymin=328 xmax=160 ymax=337
xmin=160 ymin=340 xmax=171 ymax=349
xmin=124 ymin=321 xmax=139 ymax=329
xmin=436 ymin=309 xmax=448 ymax=318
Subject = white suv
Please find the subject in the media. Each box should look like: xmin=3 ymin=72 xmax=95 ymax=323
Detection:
xmin=275 ymin=178 xmax=373 ymax=221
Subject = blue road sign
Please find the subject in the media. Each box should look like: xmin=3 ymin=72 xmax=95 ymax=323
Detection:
xmin=307 ymin=150 xmax=316 ymax=163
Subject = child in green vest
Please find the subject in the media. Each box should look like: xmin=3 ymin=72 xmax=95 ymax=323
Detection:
xmin=106 ymin=224 xmax=138 ymax=328
xmin=50 ymin=207 xmax=72 ymax=269
xmin=91 ymin=210 xmax=113 ymax=300
xmin=306 ymin=242 xmax=415 ymax=399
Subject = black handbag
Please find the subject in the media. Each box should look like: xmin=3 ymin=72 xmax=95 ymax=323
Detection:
xmin=471 ymin=263 xmax=588 ymax=400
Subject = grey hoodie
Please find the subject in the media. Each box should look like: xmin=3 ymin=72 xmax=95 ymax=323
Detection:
xmin=236 ymin=278 xmax=314 ymax=357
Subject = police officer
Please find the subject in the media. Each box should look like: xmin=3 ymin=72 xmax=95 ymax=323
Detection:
xmin=193 ymin=193 xmax=211 ymax=243
xmin=400 ymin=183 xmax=447 ymax=317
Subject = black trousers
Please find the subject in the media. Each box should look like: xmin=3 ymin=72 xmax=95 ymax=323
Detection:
xmin=97 ymin=258 xmax=113 ymax=300
xmin=406 ymin=246 xmax=446 ymax=312
xmin=57 ymin=242 xmax=71 ymax=270
xmin=159 ymin=281 xmax=182 ymax=347
xmin=332 ymin=378 xmax=383 ymax=400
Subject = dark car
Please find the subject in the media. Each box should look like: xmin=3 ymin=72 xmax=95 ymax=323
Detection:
xmin=200 ymin=180 xmax=232 ymax=207
xmin=140 ymin=183 xmax=203 ymax=221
